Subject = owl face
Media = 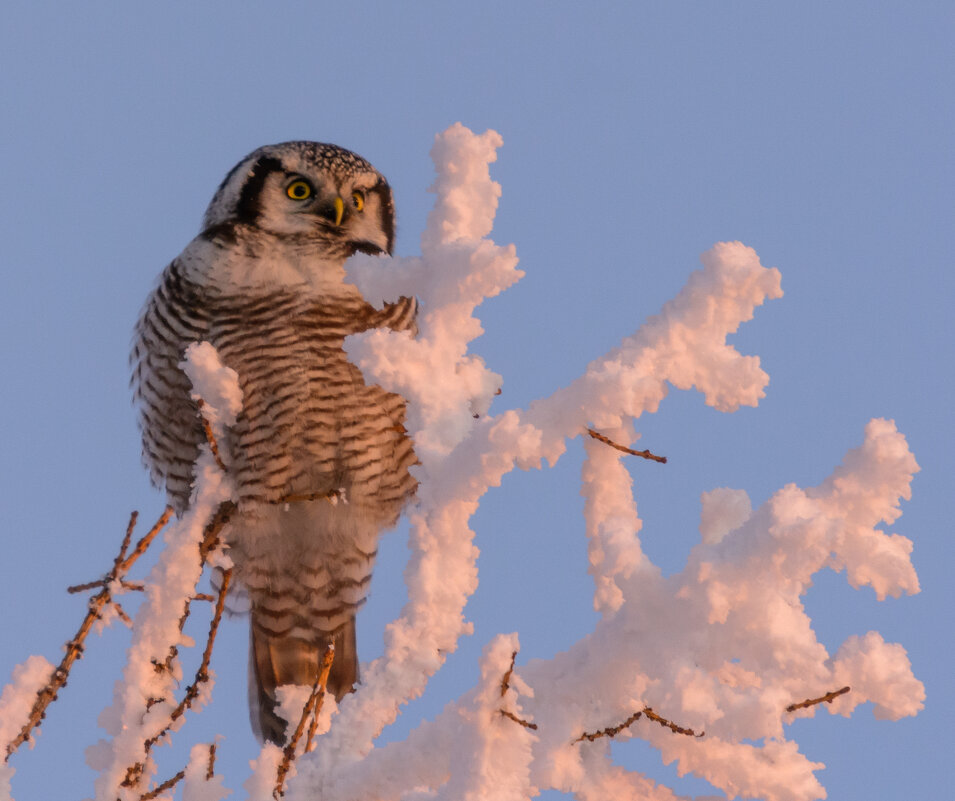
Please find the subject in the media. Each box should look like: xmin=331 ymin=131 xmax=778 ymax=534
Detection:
xmin=202 ymin=141 xmax=394 ymax=256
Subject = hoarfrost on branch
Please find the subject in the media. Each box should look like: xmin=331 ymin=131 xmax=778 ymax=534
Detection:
xmin=0 ymin=124 xmax=923 ymax=801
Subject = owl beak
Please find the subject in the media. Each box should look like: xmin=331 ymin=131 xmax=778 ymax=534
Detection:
xmin=315 ymin=196 xmax=346 ymax=227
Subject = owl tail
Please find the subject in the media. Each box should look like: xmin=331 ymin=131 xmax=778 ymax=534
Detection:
xmin=249 ymin=615 xmax=359 ymax=744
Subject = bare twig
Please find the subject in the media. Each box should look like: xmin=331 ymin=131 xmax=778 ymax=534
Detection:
xmin=67 ymin=579 xmax=144 ymax=595
xmin=643 ymin=707 xmax=704 ymax=737
xmin=196 ymin=398 xmax=227 ymax=472
xmin=585 ymin=428 xmax=667 ymax=464
xmin=574 ymin=709 xmax=645 ymax=743
xmin=574 ymin=706 xmax=703 ymax=744
xmin=124 ymin=569 xmax=234 ymax=788
xmin=500 ymin=709 xmax=538 ymax=730
xmin=299 ymin=645 xmax=336 ymax=753
xmin=275 ymin=644 xmax=336 ymax=798
xmin=139 ymin=769 xmax=185 ymax=801
xmin=4 ymin=509 xmax=173 ymax=761
xmin=120 ymin=507 xmax=176 ymax=574
xmin=786 ymin=686 xmax=850 ymax=713
xmin=112 ymin=601 xmax=133 ymax=628
xmin=200 ymin=500 xmax=236 ymax=562
xmin=500 ymin=651 xmax=518 ymax=697
xmin=138 ymin=741 xmax=216 ymax=799
xmin=207 ymin=741 xmax=217 ymax=780
xmin=65 ymin=578 xmax=111 ymax=594
xmin=496 ymin=650 xmax=537 ymax=730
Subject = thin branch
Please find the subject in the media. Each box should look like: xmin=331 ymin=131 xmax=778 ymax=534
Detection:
xmin=4 ymin=509 xmax=173 ymax=761
xmin=200 ymin=500 xmax=236 ymax=563
xmin=275 ymin=644 xmax=336 ymax=798
xmin=786 ymin=686 xmax=850 ymax=713
xmin=75 ymin=581 xmax=213 ymax=604
xmin=574 ymin=709 xmax=645 ymax=743
xmin=574 ymin=706 xmax=703 ymax=744
xmin=119 ymin=507 xmax=176 ymax=574
xmin=67 ymin=579 xmax=144 ymax=595
xmin=66 ymin=578 xmax=111 ymax=594
xmin=643 ymin=707 xmax=704 ymax=738
xmin=139 ymin=769 xmax=185 ymax=801
xmin=207 ymin=741 xmax=217 ymax=780
xmin=138 ymin=741 xmax=217 ymax=799
xmin=112 ymin=601 xmax=133 ymax=628
xmin=196 ymin=398 xmax=227 ymax=472
xmin=500 ymin=651 xmax=518 ymax=697
xmin=118 ymin=510 xmax=139 ymax=561
xmin=496 ymin=650 xmax=537 ymax=730
xmin=500 ymin=709 xmax=538 ymax=730
xmin=585 ymin=428 xmax=667 ymax=464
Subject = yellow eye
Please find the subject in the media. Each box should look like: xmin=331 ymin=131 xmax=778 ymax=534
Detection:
xmin=351 ymin=190 xmax=365 ymax=212
xmin=286 ymin=180 xmax=312 ymax=200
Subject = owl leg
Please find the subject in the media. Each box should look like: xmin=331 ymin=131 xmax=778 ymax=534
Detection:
xmin=248 ymin=615 xmax=359 ymax=744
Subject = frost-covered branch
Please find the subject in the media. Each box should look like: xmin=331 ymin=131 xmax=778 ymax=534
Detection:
xmin=0 ymin=124 xmax=924 ymax=801
xmin=88 ymin=343 xmax=242 ymax=801
xmin=4 ymin=507 xmax=173 ymax=764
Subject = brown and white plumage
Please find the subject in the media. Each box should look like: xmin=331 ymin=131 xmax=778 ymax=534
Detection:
xmin=131 ymin=142 xmax=417 ymax=743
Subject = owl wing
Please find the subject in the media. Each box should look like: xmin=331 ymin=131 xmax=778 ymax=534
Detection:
xmin=131 ymin=258 xmax=210 ymax=513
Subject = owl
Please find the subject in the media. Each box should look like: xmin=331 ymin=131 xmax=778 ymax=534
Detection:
xmin=131 ymin=142 xmax=418 ymax=743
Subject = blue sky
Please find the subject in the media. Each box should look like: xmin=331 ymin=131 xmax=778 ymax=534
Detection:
xmin=0 ymin=2 xmax=950 ymax=798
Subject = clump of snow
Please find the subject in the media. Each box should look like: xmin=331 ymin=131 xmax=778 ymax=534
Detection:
xmin=182 ymin=740 xmax=230 ymax=801
xmin=244 ymin=744 xmax=283 ymax=800
xmin=181 ymin=342 xmax=243 ymax=429
xmin=700 ymin=488 xmax=753 ymax=545
xmin=181 ymin=341 xmax=244 ymax=472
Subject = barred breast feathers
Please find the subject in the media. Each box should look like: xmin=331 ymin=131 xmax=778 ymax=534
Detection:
xmin=132 ymin=229 xmax=419 ymax=515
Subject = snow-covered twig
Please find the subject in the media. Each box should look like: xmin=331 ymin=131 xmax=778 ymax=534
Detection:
xmin=122 ymin=568 xmax=233 ymax=789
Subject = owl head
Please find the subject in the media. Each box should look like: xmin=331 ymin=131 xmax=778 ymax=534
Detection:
xmin=202 ymin=141 xmax=395 ymax=256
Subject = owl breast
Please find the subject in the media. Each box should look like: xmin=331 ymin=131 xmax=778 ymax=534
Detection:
xmin=212 ymin=283 xmax=419 ymax=523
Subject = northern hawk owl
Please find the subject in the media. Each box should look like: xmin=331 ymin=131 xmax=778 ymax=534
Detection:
xmin=131 ymin=142 xmax=418 ymax=743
